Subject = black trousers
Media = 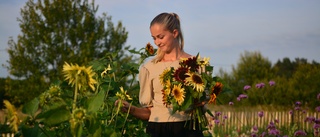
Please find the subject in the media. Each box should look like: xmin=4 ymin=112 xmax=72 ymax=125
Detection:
xmin=146 ymin=120 xmax=204 ymax=137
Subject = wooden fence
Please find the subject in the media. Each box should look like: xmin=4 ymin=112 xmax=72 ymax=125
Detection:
xmin=207 ymin=111 xmax=319 ymax=134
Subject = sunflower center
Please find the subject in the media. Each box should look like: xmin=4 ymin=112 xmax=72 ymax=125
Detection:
xmin=192 ymin=75 xmax=203 ymax=84
xmin=173 ymin=89 xmax=181 ymax=97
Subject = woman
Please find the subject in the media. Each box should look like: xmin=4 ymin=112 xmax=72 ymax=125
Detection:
xmin=119 ymin=12 xmax=204 ymax=137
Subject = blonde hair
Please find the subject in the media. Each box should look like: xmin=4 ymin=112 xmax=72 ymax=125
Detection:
xmin=150 ymin=12 xmax=184 ymax=63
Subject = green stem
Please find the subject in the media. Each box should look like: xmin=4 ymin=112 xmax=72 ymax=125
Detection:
xmin=121 ymin=102 xmax=132 ymax=136
xmin=73 ymin=76 xmax=79 ymax=110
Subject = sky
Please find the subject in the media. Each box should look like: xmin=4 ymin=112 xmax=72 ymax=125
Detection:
xmin=0 ymin=0 xmax=320 ymax=78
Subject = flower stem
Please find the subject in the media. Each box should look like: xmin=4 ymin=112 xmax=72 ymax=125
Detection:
xmin=73 ymin=76 xmax=79 ymax=110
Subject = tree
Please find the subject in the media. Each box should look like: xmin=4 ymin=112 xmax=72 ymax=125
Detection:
xmin=218 ymin=51 xmax=274 ymax=105
xmin=6 ymin=0 xmax=130 ymax=105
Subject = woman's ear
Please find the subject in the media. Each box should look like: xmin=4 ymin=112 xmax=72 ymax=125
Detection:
xmin=172 ymin=29 xmax=179 ymax=38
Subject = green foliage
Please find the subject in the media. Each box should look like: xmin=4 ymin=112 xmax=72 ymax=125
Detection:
xmin=5 ymin=0 xmax=130 ymax=105
xmin=11 ymin=47 xmax=153 ymax=136
xmin=218 ymin=51 xmax=320 ymax=108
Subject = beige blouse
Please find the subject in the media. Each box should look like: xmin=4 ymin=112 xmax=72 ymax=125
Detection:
xmin=139 ymin=59 xmax=189 ymax=122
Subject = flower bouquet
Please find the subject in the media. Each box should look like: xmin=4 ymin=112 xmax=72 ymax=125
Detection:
xmin=159 ymin=53 xmax=223 ymax=130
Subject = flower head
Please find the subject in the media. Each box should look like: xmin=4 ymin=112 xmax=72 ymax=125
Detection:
xmin=255 ymin=83 xmax=265 ymax=88
xmin=244 ymin=85 xmax=251 ymax=90
xmin=116 ymin=86 xmax=132 ymax=100
xmin=294 ymin=130 xmax=307 ymax=136
xmin=185 ymin=72 xmax=205 ymax=92
xmin=315 ymin=106 xmax=320 ymax=112
xmin=159 ymin=68 xmax=172 ymax=86
xmin=171 ymin=83 xmax=185 ymax=105
xmin=229 ymin=102 xmax=234 ymax=106
xmin=258 ymin=111 xmax=264 ymax=117
xmin=3 ymin=100 xmax=19 ymax=133
xmin=48 ymin=85 xmax=61 ymax=96
xmin=101 ymin=64 xmax=112 ymax=77
xmin=72 ymin=107 xmax=86 ymax=123
xmin=208 ymin=82 xmax=223 ymax=104
xmin=180 ymin=56 xmax=199 ymax=72
xmin=197 ymin=56 xmax=210 ymax=67
xmin=62 ymin=62 xmax=97 ymax=91
xmin=173 ymin=67 xmax=189 ymax=82
xmin=269 ymin=80 xmax=275 ymax=86
xmin=146 ymin=42 xmax=155 ymax=55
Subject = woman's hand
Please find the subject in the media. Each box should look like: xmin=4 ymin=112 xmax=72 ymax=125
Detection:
xmin=114 ymin=99 xmax=151 ymax=121
xmin=115 ymin=99 xmax=134 ymax=113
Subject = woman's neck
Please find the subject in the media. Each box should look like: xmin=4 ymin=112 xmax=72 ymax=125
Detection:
xmin=162 ymin=49 xmax=184 ymax=62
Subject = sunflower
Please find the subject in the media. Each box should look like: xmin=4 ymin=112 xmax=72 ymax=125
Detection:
xmin=185 ymin=72 xmax=205 ymax=92
xmin=116 ymin=86 xmax=133 ymax=100
xmin=198 ymin=56 xmax=210 ymax=67
xmin=62 ymin=62 xmax=97 ymax=91
xmin=159 ymin=68 xmax=172 ymax=86
xmin=164 ymin=80 xmax=171 ymax=95
xmin=162 ymin=89 xmax=171 ymax=106
xmin=208 ymin=82 xmax=223 ymax=104
xmin=212 ymin=82 xmax=223 ymax=95
xmin=171 ymin=83 xmax=185 ymax=106
xmin=146 ymin=42 xmax=155 ymax=55
xmin=71 ymin=107 xmax=86 ymax=123
xmin=173 ymin=67 xmax=189 ymax=82
xmin=180 ymin=56 xmax=199 ymax=71
xmin=3 ymin=100 xmax=19 ymax=133
xmin=101 ymin=64 xmax=112 ymax=78
xmin=48 ymin=85 xmax=61 ymax=96
xmin=208 ymin=93 xmax=217 ymax=104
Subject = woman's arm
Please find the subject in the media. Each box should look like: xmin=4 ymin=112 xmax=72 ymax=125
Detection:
xmin=116 ymin=100 xmax=151 ymax=121
xmin=128 ymin=105 xmax=151 ymax=121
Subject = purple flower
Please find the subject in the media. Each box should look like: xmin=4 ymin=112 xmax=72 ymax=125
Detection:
xmin=304 ymin=116 xmax=315 ymax=123
xmin=267 ymin=122 xmax=275 ymax=130
xmin=237 ymin=94 xmax=248 ymax=101
xmin=269 ymin=80 xmax=275 ymax=86
xmin=289 ymin=110 xmax=293 ymax=115
xmin=223 ymin=115 xmax=228 ymax=120
xmin=317 ymin=93 xmax=320 ymax=100
xmin=314 ymin=123 xmax=320 ymax=129
xmin=239 ymin=94 xmax=248 ymax=99
xmin=258 ymin=111 xmax=264 ymax=117
xmin=252 ymin=125 xmax=258 ymax=132
xmin=214 ymin=119 xmax=220 ymax=124
xmin=261 ymin=132 xmax=267 ymax=137
xmin=316 ymin=106 xmax=320 ymax=112
xmin=268 ymin=129 xmax=280 ymax=136
xmin=295 ymin=101 xmax=302 ymax=106
xmin=294 ymin=130 xmax=307 ymax=136
xmin=215 ymin=111 xmax=222 ymax=117
xmin=295 ymin=106 xmax=301 ymax=111
xmin=244 ymin=85 xmax=251 ymax=90
xmin=274 ymin=119 xmax=279 ymax=123
xmin=229 ymin=102 xmax=234 ymax=105
xmin=255 ymin=83 xmax=265 ymax=88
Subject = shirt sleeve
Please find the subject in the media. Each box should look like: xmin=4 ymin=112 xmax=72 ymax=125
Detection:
xmin=138 ymin=65 xmax=153 ymax=107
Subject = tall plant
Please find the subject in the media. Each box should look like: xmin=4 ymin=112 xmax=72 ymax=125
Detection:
xmin=3 ymin=45 xmax=156 ymax=137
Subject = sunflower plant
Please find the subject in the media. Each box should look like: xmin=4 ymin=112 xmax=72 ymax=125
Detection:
xmin=3 ymin=43 xmax=156 ymax=137
xmin=160 ymin=53 xmax=223 ymax=130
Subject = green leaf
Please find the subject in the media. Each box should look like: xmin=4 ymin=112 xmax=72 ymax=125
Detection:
xmin=44 ymin=108 xmax=71 ymax=126
xmin=36 ymin=99 xmax=67 ymax=119
xmin=85 ymin=90 xmax=105 ymax=113
xmin=181 ymin=94 xmax=193 ymax=110
xmin=22 ymin=97 xmax=39 ymax=117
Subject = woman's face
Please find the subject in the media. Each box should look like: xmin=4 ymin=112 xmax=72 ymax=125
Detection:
xmin=150 ymin=23 xmax=178 ymax=53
